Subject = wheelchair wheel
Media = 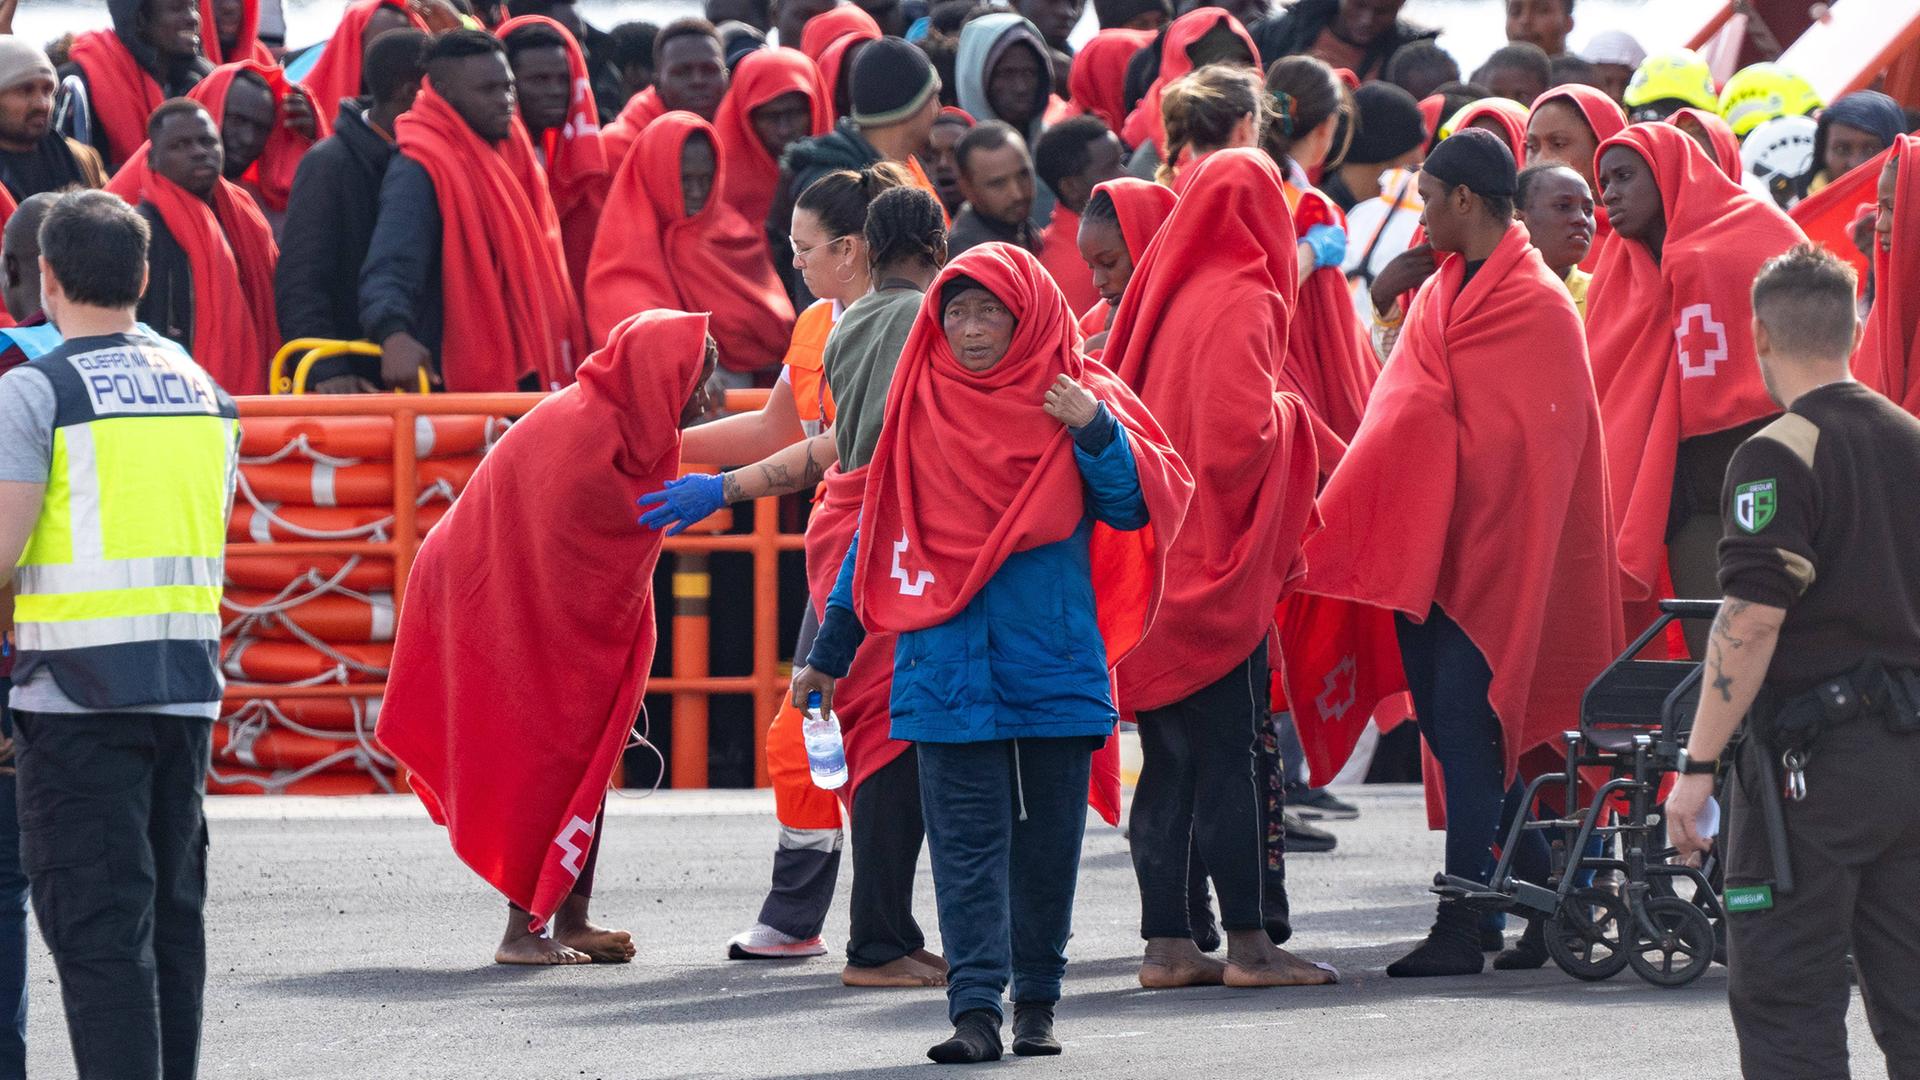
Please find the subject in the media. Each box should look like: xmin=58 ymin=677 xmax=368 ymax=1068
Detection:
xmin=1545 ymin=887 xmax=1631 ymax=981
xmin=1627 ymin=896 xmax=1716 ymax=988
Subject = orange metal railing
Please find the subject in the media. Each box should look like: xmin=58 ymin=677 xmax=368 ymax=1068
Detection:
xmin=224 ymin=390 xmax=802 ymax=789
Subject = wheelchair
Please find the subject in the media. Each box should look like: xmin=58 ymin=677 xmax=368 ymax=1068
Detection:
xmin=1431 ymin=599 xmax=1728 ymax=988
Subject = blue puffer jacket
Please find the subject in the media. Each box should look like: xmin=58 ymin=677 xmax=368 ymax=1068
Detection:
xmin=810 ymin=406 xmax=1148 ymax=744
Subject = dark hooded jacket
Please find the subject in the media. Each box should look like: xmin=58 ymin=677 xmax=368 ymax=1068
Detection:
xmin=1247 ymin=0 xmax=1436 ymax=78
xmin=59 ymin=0 xmax=211 ymax=161
xmin=277 ymin=99 xmax=399 ymax=344
xmin=767 ymin=118 xmax=885 ymax=307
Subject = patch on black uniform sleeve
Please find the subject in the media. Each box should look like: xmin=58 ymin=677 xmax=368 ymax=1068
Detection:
xmin=1732 ymin=478 xmax=1776 ymax=533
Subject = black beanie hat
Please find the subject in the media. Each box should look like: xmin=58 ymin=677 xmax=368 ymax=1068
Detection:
xmin=1424 ymin=127 xmax=1517 ymax=197
xmin=852 ymin=37 xmax=941 ymax=127
xmin=1346 ymin=81 xmax=1426 ymax=165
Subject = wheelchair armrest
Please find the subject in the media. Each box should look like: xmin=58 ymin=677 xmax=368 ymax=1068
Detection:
xmin=1658 ymin=599 xmax=1721 ymax=620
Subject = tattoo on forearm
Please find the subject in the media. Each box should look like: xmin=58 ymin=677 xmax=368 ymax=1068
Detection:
xmin=721 ymin=471 xmax=744 ymax=504
xmin=754 ymin=461 xmax=798 ymax=496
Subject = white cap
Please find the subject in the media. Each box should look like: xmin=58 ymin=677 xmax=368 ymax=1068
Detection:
xmin=1581 ymin=30 xmax=1647 ymax=69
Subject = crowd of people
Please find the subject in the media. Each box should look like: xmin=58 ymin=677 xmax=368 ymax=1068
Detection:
xmin=3 ymin=0 xmax=1920 ymax=1075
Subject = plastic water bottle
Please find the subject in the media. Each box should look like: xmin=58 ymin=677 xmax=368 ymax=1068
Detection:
xmin=803 ymin=691 xmax=847 ymax=790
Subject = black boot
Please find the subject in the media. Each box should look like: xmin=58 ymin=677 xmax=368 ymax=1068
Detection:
xmin=928 ymin=1009 xmax=1003 ymax=1064
xmin=1011 ymin=1002 xmax=1061 ymax=1057
xmin=1493 ymin=917 xmax=1548 ymax=970
xmin=1387 ymin=900 xmax=1485 ymax=978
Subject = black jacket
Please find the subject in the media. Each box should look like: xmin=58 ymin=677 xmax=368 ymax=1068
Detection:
xmin=1248 ymin=0 xmax=1437 ymax=79
xmin=767 ymin=119 xmax=884 ymax=307
xmin=358 ymin=154 xmax=444 ymax=357
xmin=135 ymin=204 xmax=195 ymax=352
xmin=277 ymin=100 xmax=397 ymax=344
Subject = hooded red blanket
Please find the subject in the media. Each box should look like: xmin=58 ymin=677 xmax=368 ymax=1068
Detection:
xmin=498 ymin=16 xmax=610 ymax=303
xmin=1281 ymin=183 xmax=1375 ymax=441
xmin=67 ymin=30 xmax=168 ymax=170
xmin=802 ymin=6 xmax=881 ymax=115
xmin=379 ymin=310 xmax=707 ymax=930
xmin=119 ymin=161 xmax=278 ymax=395
xmin=1531 ymin=84 xmax=1625 ymax=272
xmin=1861 ymin=136 xmax=1920 ymax=413
xmin=1585 ymin=123 xmax=1802 ymax=601
xmin=1069 ymin=29 xmax=1154 ymax=133
xmin=1791 ymin=143 xmax=1893 ymax=299
xmin=397 ymin=82 xmax=587 ymax=390
xmin=200 ymin=0 xmax=274 ymax=65
xmin=600 ymin=87 xmax=664 ymax=169
xmin=1104 ymin=149 xmax=1320 ymax=711
xmin=302 ymin=0 xmax=426 ymax=112
xmin=807 ymin=464 xmax=904 ymax=800
xmin=1671 ymin=109 xmax=1742 ymax=181
xmin=1451 ymin=99 xmax=1529 ymax=165
xmin=1076 ymin=178 xmax=1176 ymax=338
xmin=1039 ymin=204 xmax=1101 ymax=316
xmin=1301 ymin=224 xmax=1623 ymax=785
xmin=714 ymin=48 xmax=832 ymax=232
xmin=110 ymin=61 xmax=329 ymax=215
xmin=1122 ymin=9 xmax=1258 ymax=152
xmin=587 ymin=112 xmax=795 ymax=368
xmin=852 ymin=244 xmax=1191 ymax=821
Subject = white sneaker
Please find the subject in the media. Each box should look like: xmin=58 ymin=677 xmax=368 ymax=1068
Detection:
xmin=727 ymin=923 xmax=828 ymax=960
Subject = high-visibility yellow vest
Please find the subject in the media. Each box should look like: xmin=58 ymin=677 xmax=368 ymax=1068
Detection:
xmin=11 ymin=331 xmax=238 ymax=710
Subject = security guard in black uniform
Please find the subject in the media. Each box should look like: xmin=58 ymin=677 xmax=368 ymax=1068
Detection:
xmin=1669 ymin=244 xmax=1920 ymax=1080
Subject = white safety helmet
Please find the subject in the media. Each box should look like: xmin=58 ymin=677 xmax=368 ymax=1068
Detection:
xmin=1740 ymin=114 xmax=1817 ymax=210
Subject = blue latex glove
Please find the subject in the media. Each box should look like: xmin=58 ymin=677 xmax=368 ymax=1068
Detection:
xmin=1303 ymin=223 xmax=1347 ymax=272
xmin=636 ymin=472 xmax=727 ymax=535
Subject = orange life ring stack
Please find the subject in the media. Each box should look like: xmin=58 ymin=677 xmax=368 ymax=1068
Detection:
xmin=217 ymin=384 xmax=535 ymax=795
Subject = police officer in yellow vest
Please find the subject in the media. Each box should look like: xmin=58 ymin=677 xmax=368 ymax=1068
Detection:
xmin=0 ymin=190 xmax=238 ymax=1080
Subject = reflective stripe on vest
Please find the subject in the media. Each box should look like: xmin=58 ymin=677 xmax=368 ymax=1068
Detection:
xmin=12 ymin=332 xmax=237 ymax=709
xmin=0 ymin=322 xmax=63 ymax=361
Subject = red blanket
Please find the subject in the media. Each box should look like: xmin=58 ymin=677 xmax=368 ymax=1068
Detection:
xmin=1038 ymin=204 xmax=1100 ymax=316
xmin=714 ymin=48 xmax=831 ymax=234
xmin=806 ymin=465 xmax=904 ymax=800
xmin=1860 ymin=136 xmax=1920 ymax=412
xmin=1585 ymin=123 xmax=1802 ymax=601
xmin=1792 ymin=143 xmax=1893 ymax=301
xmin=121 ymin=163 xmax=278 ymax=395
xmin=200 ymin=0 xmax=274 ymax=66
xmin=1531 ymin=84 xmax=1625 ymax=272
xmin=397 ymin=82 xmax=586 ymax=390
xmin=109 ymin=61 xmax=329 ymax=215
xmin=1121 ymin=9 xmax=1258 ymax=152
xmin=1302 ymin=223 xmax=1623 ymax=786
xmin=586 ymin=112 xmax=795 ymax=368
xmin=1281 ymin=183 xmax=1376 ymax=441
xmin=1069 ymin=29 xmax=1154 ymax=132
xmin=379 ymin=310 xmax=708 ymax=930
xmin=600 ymin=87 xmax=664 ymax=169
xmin=67 ymin=30 xmax=167 ymax=170
xmin=801 ymin=6 xmax=881 ymax=115
xmin=497 ymin=16 xmax=610 ymax=302
xmin=301 ymin=0 xmax=427 ymax=115
xmin=1672 ymin=109 xmax=1742 ymax=181
xmin=1105 ymin=149 xmax=1319 ymax=712
xmin=1451 ymin=99 xmax=1529 ymax=166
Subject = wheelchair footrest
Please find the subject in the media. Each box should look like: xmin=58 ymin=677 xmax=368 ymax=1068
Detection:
xmin=1510 ymin=880 xmax=1561 ymax=917
xmin=1429 ymin=873 xmax=1511 ymax=910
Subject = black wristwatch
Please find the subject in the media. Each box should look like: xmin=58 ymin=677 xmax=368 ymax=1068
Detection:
xmin=1675 ymin=748 xmax=1719 ymax=775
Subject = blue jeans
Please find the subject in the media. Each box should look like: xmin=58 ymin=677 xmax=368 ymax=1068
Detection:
xmin=916 ymin=737 xmax=1096 ymax=1024
xmin=0 ymin=682 xmax=26 ymax=1079
xmin=1394 ymin=609 xmax=1551 ymax=888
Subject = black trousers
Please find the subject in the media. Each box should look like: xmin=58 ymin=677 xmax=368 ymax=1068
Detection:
xmin=1726 ymin=722 xmax=1920 ymax=1079
xmin=1130 ymin=644 xmax=1269 ymax=938
xmin=14 ymin=712 xmax=210 ymax=1080
xmin=846 ymin=747 xmax=926 ymax=968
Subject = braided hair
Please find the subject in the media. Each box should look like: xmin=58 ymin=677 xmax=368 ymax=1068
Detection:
xmin=1156 ymin=63 xmax=1264 ymax=186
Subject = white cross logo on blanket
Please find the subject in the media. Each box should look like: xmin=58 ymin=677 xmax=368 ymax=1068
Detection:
xmin=554 ymin=815 xmax=596 ymax=877
xmin=1675 ymin=303 xmax=1728 ymax=379
xmin=891 ymin=532 xmax=934 ymax=596
xmin=1315 ymin=654 xmax=1358 ymax=723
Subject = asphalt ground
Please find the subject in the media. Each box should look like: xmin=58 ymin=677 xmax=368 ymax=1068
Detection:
xmin=21 ymin=786 xmax=1888 ymax=1079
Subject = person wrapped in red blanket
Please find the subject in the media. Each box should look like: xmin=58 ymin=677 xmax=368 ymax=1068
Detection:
xmin=199 ymin=0 xmax=273 ymax=66
xmin=585 ymin=111 xmax=795 ymax=369
xmin=1587 ymin=123 xmax=1802 ymax=648
xmin=379 ymin=309 xmax=716 ymax=965
xmin=117 ymin=100 xmax=279 ymax=395
xmin=64 ymin=0 xmax=210 ymax=170
xmin=498 ymin=17 xmax=609 ymax=312
xmin=1102 ymin=148 xmax=1334 ymax=990
xmin=108 ymin=60 xmax=329 ymax=220
xmin=1301 ymin=129 xmax=1622 ymax=978
xmin=1860 ymin=136 xmax=1920 ymax=414
xmin=791 ymin=242 xmax=1191 ymax=1063
xmin=300 ymin=0 xmax=429 ymax=118
xmin=712 ymin=48 xmax=832 ymax=234
xmin=1525 ymin=84 xmax=1625 ymax=272
xmin=1073 ymin=177 xmax=1174 ymax=352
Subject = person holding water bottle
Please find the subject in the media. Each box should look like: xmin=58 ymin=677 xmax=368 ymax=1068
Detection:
xmin=791 ymin=242 xmax=1192 ymax=1064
